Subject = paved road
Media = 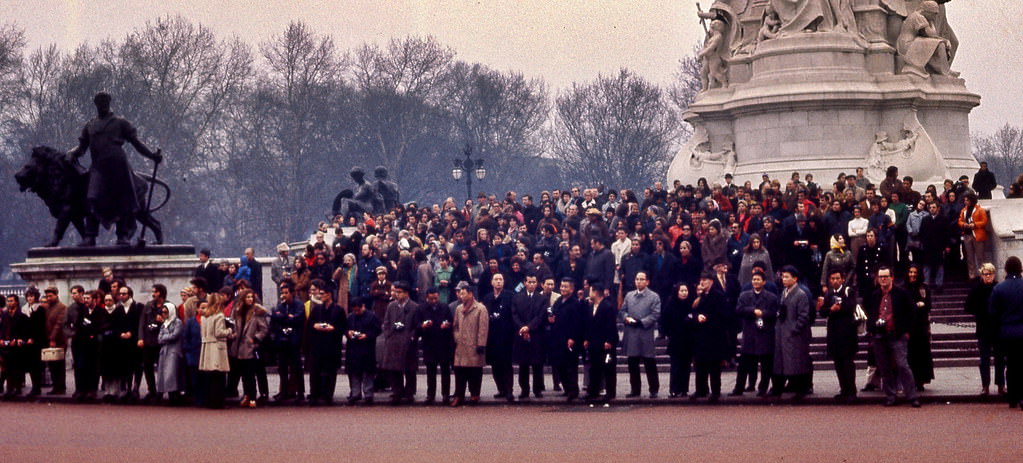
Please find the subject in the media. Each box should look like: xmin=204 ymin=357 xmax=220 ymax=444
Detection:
xmin=1 ymin=402 xmax=1019 ymax=462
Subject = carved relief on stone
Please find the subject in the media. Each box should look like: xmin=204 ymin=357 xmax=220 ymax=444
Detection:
xmin=687 ymin=126 xmax=737 ymax=179
xmin=865 ymin=109 xmax=949 ymax=183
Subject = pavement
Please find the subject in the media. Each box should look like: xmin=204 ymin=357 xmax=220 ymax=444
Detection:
xmin=1 ymin=401 xmax=1020 ymax=463
xmin=2 ymin=363 xmax=1006 ymax=407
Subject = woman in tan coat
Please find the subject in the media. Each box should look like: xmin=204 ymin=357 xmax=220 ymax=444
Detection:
xmin=199 ymin=293 xmax=233 ymax=408
xmin=450 ymin=282 xmax=489 ymax=406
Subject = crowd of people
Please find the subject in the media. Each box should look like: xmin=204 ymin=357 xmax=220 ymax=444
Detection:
xmin=2 ymin=163 xmax=1022 ymax=411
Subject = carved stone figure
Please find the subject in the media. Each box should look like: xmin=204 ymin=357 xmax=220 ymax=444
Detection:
xmin=769 ymin=0 xmax=859 ymax=37
xmin=62 ymin=92 xmax=164 ymax=246
xmin=690 ymin=138 xmax=737 ymax=178
xmin=896 ymin=1 xmax=956 ymax=78
xmin=699 ymin=19 xmax=730 ymax=90
xmin=15 ymin=146 xmax=167 ymax=247
xmin=757 ymin=4 xmax=782 ymax=43
xmin=332 ymin=167 xmax=380 ymax=221
xmin=373 ymin=166 xmax=401 ymax=211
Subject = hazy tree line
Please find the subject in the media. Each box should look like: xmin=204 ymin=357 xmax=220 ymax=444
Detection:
xmin=0 ymin=18 xmax=1015 ymax=276
xmin=0 ymin=17 xmax=700 ymax=275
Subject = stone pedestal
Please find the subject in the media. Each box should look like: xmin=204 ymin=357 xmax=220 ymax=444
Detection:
xmin=980 ymin=199 xmax=1023 ymax=279
xmin=668 ymin=30 xmax=981 ymax=190
xmin=10 ymin=245 xmax=197 ymax=301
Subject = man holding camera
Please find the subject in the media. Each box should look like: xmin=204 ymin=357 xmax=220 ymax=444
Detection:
xmin=382 ymin=281 xmax=420 ymax=404
xmin=864 ymin=266 xmax=920 ymax=408
xmin=271 ymin=281 xmax=305 ymax=403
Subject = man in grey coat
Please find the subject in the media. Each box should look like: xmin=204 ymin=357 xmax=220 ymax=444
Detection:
xmin=382 ymin=281 xmax=420 ymax=404
xmin=620 ymin=271 xmax=661 ymax=398
xmin=772 ymin=265 xmax=812 ymax=400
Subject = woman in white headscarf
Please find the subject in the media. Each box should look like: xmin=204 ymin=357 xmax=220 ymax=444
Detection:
xmin=156 ymin=300 xmax=185 ymax=404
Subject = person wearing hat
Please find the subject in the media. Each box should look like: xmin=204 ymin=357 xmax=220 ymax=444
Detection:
xmin=381 ymin=280 xmax=421 ymax=404
xmin=271 ymin=243 xmax=294 ymax=288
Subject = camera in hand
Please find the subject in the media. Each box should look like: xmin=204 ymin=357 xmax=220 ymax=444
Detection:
xmin=282 ymin=327 xmax=294 ymax=336
xmin=224 ymin=318 xmax=236 ymax=329
xmin=394 ymin=321 xmax=405 ymax=331
xmin=352 ymin=330 xmax=363 ymax=338
xmin=876 ymin=318 xmax=886 ymax=327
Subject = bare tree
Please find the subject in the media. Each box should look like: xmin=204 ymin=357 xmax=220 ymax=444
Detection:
xmin=973 ymin=124 xmax=1023 ymax=188
xmin=348 ymin=36 xmax=454 ymax=200
xmin=553 ymin=68 xmax=681 ymax=191
xmin=442 ymin=61 xmax=550 ymax=200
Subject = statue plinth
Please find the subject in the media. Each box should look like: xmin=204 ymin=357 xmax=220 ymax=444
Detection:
xmin=668 ymin=31 xmax=980 ymax=189
xmin=11 ymin=245 xmax=197 ymax=301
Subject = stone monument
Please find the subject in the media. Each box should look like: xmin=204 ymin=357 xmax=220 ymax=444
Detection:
xmin=668 ymin=0 xmax=979 ymax=188
xmin=12 ymin=92 xmax=196 ymax=298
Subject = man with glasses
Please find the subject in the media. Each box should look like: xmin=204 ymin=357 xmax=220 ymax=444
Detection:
xmin=864 ymin=266 xmax=920 ymax=407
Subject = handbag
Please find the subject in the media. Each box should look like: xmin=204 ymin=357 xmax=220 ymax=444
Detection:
xmin=41 ymin=347 xmax=65 ymax=362
xmin=853 ymin=304 xmax=868 ymax=336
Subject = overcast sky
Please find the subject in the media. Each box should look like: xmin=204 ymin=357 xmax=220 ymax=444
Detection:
xmin=2 ymin=0 xmax=1017 ymax=134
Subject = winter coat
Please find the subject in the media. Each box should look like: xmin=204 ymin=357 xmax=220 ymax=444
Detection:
xmin=306 ymin=302 xmax=346 ymax=367
xmin=381 ymin=299 xmax=420 ymax=371
xmin=547 ymin=295 xmax=585 ymax=365
xmin=453 ymin=300 xmax=489 ymax=368
xmin=818 ymin=284 xmax=859 ymax=359
xmin=990 ymin=275 xmax=1023 ymax=342
xmin=660 ymin=294 xmax=695 ymax=357
xmin=182 ymin=316 xmax=201 ymax=367
xmin=157 ymin=318 xmax=184 ymax=393
xmin=735 ymin=288 xmax=778 ymax=356
xmin=690 ymin=288 xmax=730 ymax=363
xmin=511 ymin=291 xmax=548 ymax=365
xmin=774 ymin=285 xmax=813 ymax=376
xmin=228 ymin=305 xmax=269 ymax=360
xmin=906 ymin=281 xmax=935 ymax=384
xmin=820 ymin=249 xmax=855 ymax=288
xmin=619 ymin=289 xmax=661 ymax=358
xmin=199 ymin=313 xmax=232 ymax=372
xmin=345 ymin=310 xmax=382 ymax=371
xmin=483 ymin=290 xmax=515 ymax=365
xmin=417 ymin=302 xmax=454 ymax=365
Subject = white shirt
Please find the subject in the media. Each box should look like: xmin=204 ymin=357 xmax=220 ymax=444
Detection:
xmin=848 ymin=217 xmax=869 ymax=237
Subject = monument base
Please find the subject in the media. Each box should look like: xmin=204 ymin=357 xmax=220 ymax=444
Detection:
xmin=981 ymin=199 xmax=1023 ymax=279
xmin=11 ymin=245 xmax=197 ymax=301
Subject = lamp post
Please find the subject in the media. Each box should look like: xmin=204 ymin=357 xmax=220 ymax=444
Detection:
xmin=452 ymin=144 xmax=486 ymax=201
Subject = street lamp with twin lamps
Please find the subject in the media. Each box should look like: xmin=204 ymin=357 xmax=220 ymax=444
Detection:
xmin=452 ymin=144 xmax=486 ymax=201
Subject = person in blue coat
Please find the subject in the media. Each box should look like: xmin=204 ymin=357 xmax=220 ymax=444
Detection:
xmin=346 ymin=297 xmax=382 ymax=405
xmin=990 ymin=256 xmax=1023 ymax=409
xmin=181 ymin=298 xmax=202 ymax=406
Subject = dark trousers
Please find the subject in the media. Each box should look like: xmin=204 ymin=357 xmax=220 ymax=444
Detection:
xmin=978 ymin=337 xmax=1006 ymax=389
xmin=669 ymin=352 xmax=692 ymax=395
xmin=586 ymin=348 xmax=616 ymax=400
xmin=627 ymin=356 xmax=659 ymax=395
xmin=1003 ymin=339 xmax=1023 ymax=405
xmin=46 ymin=359 xmax=66 ymax=392
xmin=833 ymin=353 xmax=858 ymax=396
xmin=772 ymin=373 xmax=810 ymax=396
xmin=347 ymin=364 xmax=376 ymax=400
xmin=424 ymin=362 xmax=451 ymax=399
xmin=255 ymin=356 xmax=269 ymax=398
xmin=491 ymin=360 xmax=514 ymax=397
xmin=72 ymin=344 xmax=99 ymax=394
xmin=556 ymin=357 xmax=580 ymax=397
xmin=276 ymin=343 xmax=305 ymax=397
xmin=873 ymin=335 xmax=917 ymax=401
xmin=137 ymin=345 xmax=159 ymax=395
xmin=26 ymin=353 xmax=43 ymax=392
xmin=390 ymin=369 xmax=417 ymax=399
xmin=694 ymin=359 xmax=722 ymax=396
xmin=307 ymin=355 xmax=338 ymax=402
xmin=239 ymin=358 xmax=259 ymax=399
xmin=226 ymin=357 xmax=240 ymax=397
xmin=203 ymin=370 xmax=225 ymax=409
xmin=736 ymin=353 xmax=773 ymax=394
xmin=518 ymin=363 xmax=544 ymax=395
xmin=453 ymin=367 xmax=483 ymax=399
